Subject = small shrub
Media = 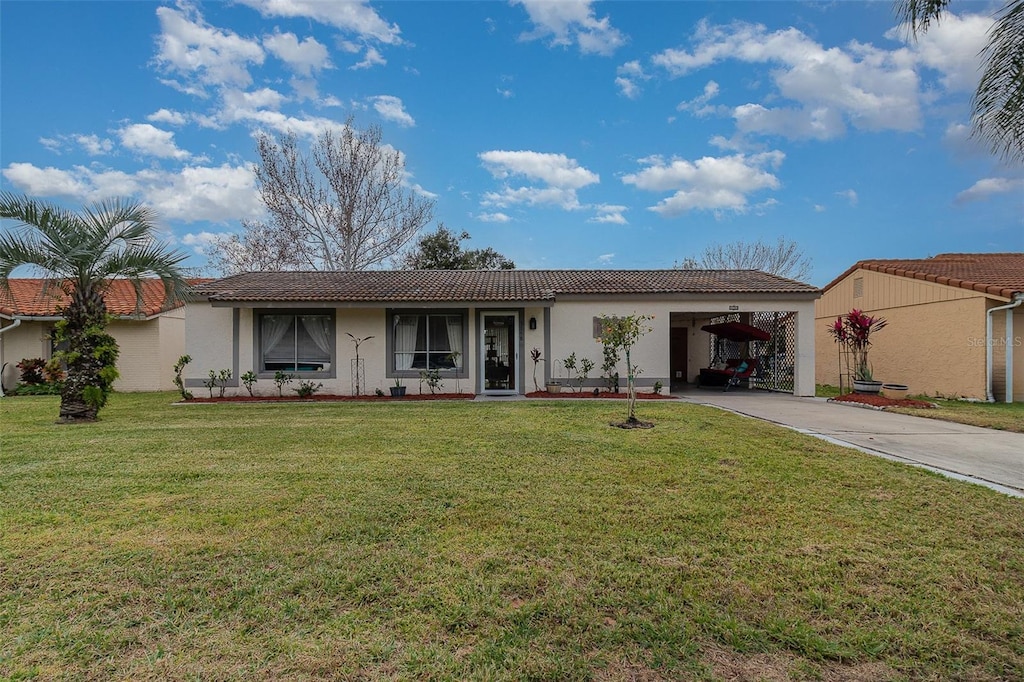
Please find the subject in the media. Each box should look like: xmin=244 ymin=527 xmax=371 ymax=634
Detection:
xmin=274 ymin=371 xmax=294 ymax=396
xmin=420 ymin=368 xmax=443 ymax=395
xmin=173 ymin=355 xmax=193 ymax=400
xmin=294 ymin=380 xmax=323 ymax=398
xmin=43 ymin=359 xmax=65 ymax=384
xmin=204 ymin=369 xmax=232 ymax=398
xmin=653 ymin=380 xmax=663 ymax=395
xmin=17 ymin=358 xmax=47 ymax=385
xmin=562 ymin=352 xmax=578 ymax=392
xmin=375 ymin=388 xmax=385 ymax=397
xmin=240 ymin=370 xmax=257 ymax=397
xmin=579 ymin=357 xmax=595 ymax=391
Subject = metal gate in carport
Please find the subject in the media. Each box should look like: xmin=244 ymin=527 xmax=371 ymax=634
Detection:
xmin=707 ymin=311 xmax=797 ymax=393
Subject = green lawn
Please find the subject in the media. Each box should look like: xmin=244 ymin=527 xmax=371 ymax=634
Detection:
xmin=2 ymin=394 xmax=1022 ymax=680
xmin=891 ymin=399 xmax=1024 ymax=434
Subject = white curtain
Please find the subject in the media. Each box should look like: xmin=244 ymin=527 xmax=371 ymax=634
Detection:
xmin=394 ymin=315 xmax=419 ymax=370
xmin=446 ymin=316 xmax=463 ymax=369
xmin=300 ymin=316 xmax=332 ymax=359
xmin=262 ymin=315 xmax=293 ymax=361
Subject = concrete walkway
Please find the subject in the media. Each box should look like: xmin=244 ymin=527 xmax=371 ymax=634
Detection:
xmin=674 ymin=389 xmax=1024 ymax=498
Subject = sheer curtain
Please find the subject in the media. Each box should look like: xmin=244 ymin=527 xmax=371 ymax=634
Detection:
xmin=445 ymin=316 xmax=463 ymax=369
xmin=300 ymin=316 xmax=332 ymax=359
xmin=261 ymin=315 xmax=293 ymax=365
xmin=394 ymin=315 xmax=419 ymax=370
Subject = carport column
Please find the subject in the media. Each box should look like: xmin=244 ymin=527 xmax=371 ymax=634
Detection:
xmin=792 ymin=301 xmax=816 ymax=396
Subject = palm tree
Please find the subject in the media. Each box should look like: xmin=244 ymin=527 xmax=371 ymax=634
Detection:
xmin=0 ymin=193 xmax=188 ymax=422
xmin=897 ymin=0 xmax=1024 ymax=164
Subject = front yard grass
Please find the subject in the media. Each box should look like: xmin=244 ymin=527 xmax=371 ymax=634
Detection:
xmin=2 ymin=393 xmax=1022 ymax=680
xmin=890 ymin=398 xmax=1024 ymax=433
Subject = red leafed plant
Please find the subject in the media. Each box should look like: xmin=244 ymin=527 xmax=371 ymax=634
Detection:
xmin=828 ymin=309 xmax=887 ymax=381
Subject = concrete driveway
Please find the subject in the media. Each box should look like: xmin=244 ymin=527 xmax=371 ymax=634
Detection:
xmin=675 ymin=389 xmax=1024 ymax=498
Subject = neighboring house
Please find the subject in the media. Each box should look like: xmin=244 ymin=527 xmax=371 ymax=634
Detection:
xmin=0 ymin=279 xmax=187 ymax=392
xmin=816 ymin=253 xmax=1024 ymax=402
xmin=186 ymin=270 xmax=820 ymax=397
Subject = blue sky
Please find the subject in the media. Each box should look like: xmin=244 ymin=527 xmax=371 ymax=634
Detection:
xmin=1 ymin=1 xmax=1021 ymax=286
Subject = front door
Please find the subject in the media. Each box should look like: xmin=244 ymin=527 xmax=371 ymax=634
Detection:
xmin=481 ymin=312 xmax=518 ymax=394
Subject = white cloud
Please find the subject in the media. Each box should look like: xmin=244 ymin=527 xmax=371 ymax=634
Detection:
xmin=237 ymin=0 xmax=402 ymax=45
xmin=480 ymin=150 xmax=599 ymax=189
xmin=39 ymin=137 xmax=63 ymax=153
xmin=370 ymin=95 xmax=415 ymax=127
xmin=597 ymin=253 xmax=615 ymax=264
xmin=147 ymin=108 xmax=188 ymax=126
xmin=513 ymin=0 xmax=626 ymax=56
xmin=181 ymin=230 xmax=222 ymax=255
xmin=589 ymin=204 xmax=628 ymax=224
xmin=891 ymin=12 xmax=991 ymax=92
xmin=835 ymin=189 xmax=859 ymax=206
xmin=479 ymin=150 xmax=599 ymax=211
xmin=478 ymin=212 xmax=511 ymax=223
xmin=814 ymin=204 xmax=826 ymax=212
xmin=223 ymin=87 xmax=288 ymax=112
xmin=118 ymin=123 xmax=191 ymax=160
xmin=955 ymin=177 xmax=1024 ymax=204
xmin=154 ymin=5 xmax=264 ymax=92
xmin=3 ymin=163 xmax=91 ymax=198
xmin=497 ymin=88 xmax=514 ymax=99
xmin=616 ymin=60 xmax=649 ymax=99
xmin=351 ymin=46 xmax=387 ymax=70
xmin=76 ymin=134 xmax=114 ymax=156
xmin=677 ymin=80 xmax=721 ymax=117
xmin=652 ymin=20 xmax=922 ymax=140
xmin=622 ymin=151 xmax=784 ymax=216
xmin=2 ymin=162 xmax=262 ymax=223
xmin=263 ymin=31 xmax=331 ymax=75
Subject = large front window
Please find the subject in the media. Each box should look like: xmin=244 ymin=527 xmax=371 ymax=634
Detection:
xmin=393 ymin=313 xmax=464 ymax=372
xmin=259 ymin=313 xmax=334 ymax=374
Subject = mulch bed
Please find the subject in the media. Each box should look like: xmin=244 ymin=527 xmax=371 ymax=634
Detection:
xmin=828 ymin=393 xmax=936 ymax=409
xmin=524 ymin=391 xmax=676 ymax=400
xmin=182 ymin=393 xmax=475 ymax=403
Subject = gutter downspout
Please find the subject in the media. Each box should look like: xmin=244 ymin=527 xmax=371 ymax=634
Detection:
xmin=986 ymin=293 xmax=1024 ymax=403
xmin=0 ymin=318 xmax=23 ymax=397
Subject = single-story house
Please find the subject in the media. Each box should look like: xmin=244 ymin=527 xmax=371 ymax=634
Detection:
xmin=0 ymin=278 xmax=187 ymax=393
xmin=186 ymin=270 xmax=820 ymax=397
xmin=815 ymin=253 xmax=1024 ymax=402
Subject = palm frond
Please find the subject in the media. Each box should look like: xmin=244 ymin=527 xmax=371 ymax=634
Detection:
xmin=973 ymin=0 xmax=1024 ymax=163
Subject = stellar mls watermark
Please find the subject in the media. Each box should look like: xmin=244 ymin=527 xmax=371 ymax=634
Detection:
xmin=966 ymin=336 xmax=1023 ymax=347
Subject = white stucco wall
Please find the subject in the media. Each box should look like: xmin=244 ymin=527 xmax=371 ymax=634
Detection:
xmin=0 ymin=320 xmax=49 ymax=390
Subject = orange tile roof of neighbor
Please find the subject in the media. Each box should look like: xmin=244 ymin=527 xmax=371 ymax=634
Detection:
xmin=196 ymin=269 xmax=820 ymax=303
xmin=824 ymin=253 xmax=1024 ymax=299
xmin=0 ymin=279 xmax=189 ymax=318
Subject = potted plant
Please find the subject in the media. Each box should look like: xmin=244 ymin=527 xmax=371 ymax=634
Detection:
xmin=882 ymin=383 xmax=909 ymax=400
xmin=828 ymin=309 xmax=887 ymax=394
xmin=545 ymin=380 xmax=562 ymax=393
xmin=390 ymin=377 xmax=406 ymax=397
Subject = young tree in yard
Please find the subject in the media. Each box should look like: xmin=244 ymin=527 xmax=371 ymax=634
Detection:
xmin=676 ymin=237 xmax=812 ymax=281
xmin=897 ymin=0 xmax=1024 ymax=163
xmin=0 ymin=193 xmax=188 ymax=422
xmin=598 ymin=314 xmax=654 ymax=425
xmin=399 ymin=224 xmax=514 ymax=270
xmin=212 ymin=118 xmax=434 ymax=274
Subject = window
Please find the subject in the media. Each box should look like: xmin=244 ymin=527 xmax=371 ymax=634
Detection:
xmin=258 ymin=312 xmax=334 ymax=374
xmin=392 ymin=312 xmax=464 ymax=372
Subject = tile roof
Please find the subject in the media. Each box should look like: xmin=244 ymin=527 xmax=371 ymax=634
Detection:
xmin=0 ymin=279 xmax=188 ymax=318
xmin=195 ymin=269 xmax=819 ymax=303
xmin=823 ymin=253 xmax=1024 ymax=299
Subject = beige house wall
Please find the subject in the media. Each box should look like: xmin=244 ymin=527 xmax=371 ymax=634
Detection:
xmin=0 ymin=320 xmax=50 ymax=390
xmin=185 ymin=295 xmax=818 ymax=397
xmin=815 ymin=268 xmax=1021 ymax=400
xmin=1 ymin=313 xmax=184 ymax=392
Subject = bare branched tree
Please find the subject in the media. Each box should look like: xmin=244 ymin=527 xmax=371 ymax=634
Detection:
xmin=212 ymin=118 xmax=434 ymax=274
xmin=896 ymin=0 xmax=1024 ymax=164
xmin=676 ymin=237 xmax=812 ymax=281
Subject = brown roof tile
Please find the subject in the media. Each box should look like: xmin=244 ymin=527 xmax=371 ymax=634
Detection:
xmin=0 ymin=279 xmax=186 ymax=318
xmin=195 ymin=269 xmax=819 ymax=303
xmin=823 ymin=253 xmax=1024 ymax=299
